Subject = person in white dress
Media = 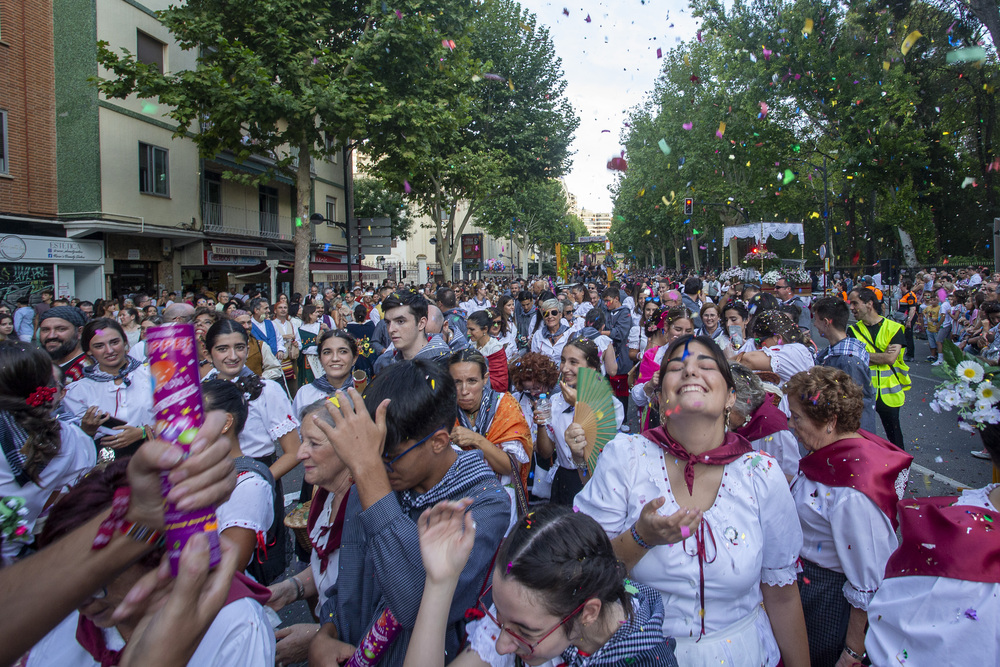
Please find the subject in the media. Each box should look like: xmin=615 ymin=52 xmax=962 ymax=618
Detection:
xmin=727 ymin=364 xmax=800 ymax=480
xmin=25 ymin=458 xmax=275 ymax=667
xmin=535 ymin=337 xmax=623 ymax=507
xmin=0 ymin=342 xmax=96 ymax=565
xmin=265 ymin=400 xmax=355 ymax=666
xmin=784 ymin=367 xmax=912 ymax=667
xmin=63 ymin=318 xmax=155 ymax=461
xmin=865 ymin=426 xmax=1000 ymax=667
xmin=201 ymin=380 xmax=275 ymax=573
xmin=736 ymin=310 xmax=814 ymax=384
xmin=574 ymin=335 xmax=809 ymax=667
xmin=530 ymin=299 xmax=571 ymax=367
xmin=628 ymin=297 xmax=663 ymax=365
xmin=202 ymin=319 xmax=301 ymax=482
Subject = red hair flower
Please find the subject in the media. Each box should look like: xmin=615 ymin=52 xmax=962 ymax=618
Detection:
xmin=25 ymin=386 xmax=57 ymax=407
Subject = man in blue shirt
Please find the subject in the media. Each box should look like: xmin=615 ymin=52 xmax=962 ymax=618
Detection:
xmin=13 ymin=296 xmax=35 ymax=342
xmin=813 ymin=296 xmax=878 ymax=432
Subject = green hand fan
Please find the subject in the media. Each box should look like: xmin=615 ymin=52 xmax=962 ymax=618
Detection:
xmin=575 ymin=367 xmax=618 ymax=474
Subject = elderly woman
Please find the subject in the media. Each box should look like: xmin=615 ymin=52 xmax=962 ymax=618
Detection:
xmin=530 ymin=298 xmax=571 ymax=366
xmin=784 ymin=366 xmax=912 ymax=667
xmin=728 ymin=364 xmax=800 ymax=481
xmin=575 ymin=335 xmax=809 ymax=667
xmin=508 ymin=351 xmax=559 ymax=499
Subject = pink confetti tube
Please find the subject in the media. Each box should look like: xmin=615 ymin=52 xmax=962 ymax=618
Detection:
xmin=147 ymin=323 xmax=221 ymax=576
xmin=345 ymin=608 xmax=402 ymax=666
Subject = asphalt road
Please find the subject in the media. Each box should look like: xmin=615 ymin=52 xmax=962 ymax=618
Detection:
xmin=269 ymin=326 xmax=997 ymax=664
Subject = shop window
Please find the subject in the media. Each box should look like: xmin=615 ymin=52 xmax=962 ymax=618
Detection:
xmin=139 ymin=142 xmax=169 ymax=196
xmin=137 ymin=30 xmax=165 ymax=74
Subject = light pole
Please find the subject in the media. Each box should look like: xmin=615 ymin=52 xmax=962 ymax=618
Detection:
xmin=310 ymin=213 xmax=351 ymax=288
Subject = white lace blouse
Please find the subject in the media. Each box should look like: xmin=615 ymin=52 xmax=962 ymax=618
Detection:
xmin=574 ymin=433 xmax=802 ymax=641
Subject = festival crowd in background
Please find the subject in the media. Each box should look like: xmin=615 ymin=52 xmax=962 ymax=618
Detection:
xmin=0 ymin=260 xmax=998 ymax=667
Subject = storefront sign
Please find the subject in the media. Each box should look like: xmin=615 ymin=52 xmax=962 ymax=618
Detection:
xmin=0 ymin=235 xmax=103 ymax=264
xmin=206 ymin=252 xmax=260 ymax=266
xmin=210 ymin=244 xmax=266 ymax=258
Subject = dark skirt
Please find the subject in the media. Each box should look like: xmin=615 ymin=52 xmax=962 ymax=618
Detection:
xmin=798 ymin=558 xmax=853 ymax=667
xmin=550 ymin=465 xmax=585 ymax=506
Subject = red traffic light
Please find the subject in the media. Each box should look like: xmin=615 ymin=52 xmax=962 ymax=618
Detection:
xmin=683 ymin=198 xmax=694 ymax=215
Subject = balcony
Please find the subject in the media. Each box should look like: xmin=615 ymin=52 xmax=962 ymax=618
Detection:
xmin=202 ymin=202 xmax=293 ymax=241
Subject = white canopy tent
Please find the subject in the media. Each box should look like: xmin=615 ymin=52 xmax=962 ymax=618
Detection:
xmin=723 ymin=222 xmax=805 ymax=246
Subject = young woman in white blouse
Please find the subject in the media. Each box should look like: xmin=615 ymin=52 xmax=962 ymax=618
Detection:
xmin=63 ymin=318 xmax=155 ymax=460
xmin=784 ymin=367 xmax=912 ymax=667
xmin=737 ymin=310 xmax=814 ymax=384
xmin=492 ymin=296 xmax=518 ymax=361
xmin=265 ymin=399 xmax=355 ymax=666
xmin=574 ymin=335 xmax=809 ymax=667
xmin=291 ymin=329 xmax=359 ymax=421
xmin=203 ymin=319 xmax=301 ymax=481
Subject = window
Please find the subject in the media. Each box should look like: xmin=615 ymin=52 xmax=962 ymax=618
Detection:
xmin=138 ymin=143 xmax=169 ymax=196
xmin=136 ymin=31 xmax=165 ymax=74
xmin=0 ymin=111 xmax=7 ymax=175
xmin=325 ymin=196 xmax=338 ymax=224
xmin=202 ymin=172 xmax=222 ymax=229
xmin=259 ymin=186 xmax=279 ymax=237
xmin=324 ymin=133 xmax=338 ymax=163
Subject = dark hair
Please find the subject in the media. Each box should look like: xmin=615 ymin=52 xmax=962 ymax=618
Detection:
xmin=435 ymin=287 xmax=457 ymax=309
xmin=494 ymin=296 xmax=512 ymax=336
xmin=784 ymin=366 xmax=863 ymax=433
xmin=204 ymin=319 xmax=264 ymax=400
xmin=449 ymin=347 xmax=487 ymax=377
xmin=122 ymin=307 xmax=141 ymax=322
xmin=362 ymin=359 xmax=457 ymax=454
xmin=318 ymin=328 xmax=358 ymax=358
xmin=509 ymin=352 xmax=559 ymax=392
xmin=722 ymin=302 xmax=749 ymax=322
xmin=354 ymin=304 xmax=368 ymax=323
xmin=248 ymin=297 xmax=269 ymax=314
xmin=496 ymin=504 xmax=631 ymax=632
xmin=40 ymin=460 xmax=163 ymax=569
xmin=382 ymin=290 xmax=429 ymax=324
xmin=81 ymin=317 xmax=127 ymax=353
xmin=201 ymin=379 xmax=249 ymax=435
xmin=747 ymin=292 xmax=780 ymax=316
xmin=585 ymin=308 xmax=606 ymax=331
xmin=657 ymin=335 xmax=735 ymax=392
xmin=194 ymin=306 xmax=221 ymax=326
xmin=849 ymin=288 xmax=882 ymax=315
xmin=751 ymin=309 xmax=804 ymax=345
xmin=467 ymin=310 xmax=492 ymax=333
xmin=301 ymin=304 xmax=317 ymax=322
xmin=983 ymin=301 xmax=1000 ymax=316
xmin=0 ymin=313 xmax=13 ymax=328
xmin=812 ymin=296 xmax=849 ymax=331
xmin=600 ymin=287 xmax=618 ymax=300
xmin=517 ymin=290 xmax=533 ymax=303
xmin=0 ymin=341 xmax=61 ymax=482
xmin=684 ymin=277 xmax=702 ymax=296
xmin=563 ymin=336 xmax=601 ymax=371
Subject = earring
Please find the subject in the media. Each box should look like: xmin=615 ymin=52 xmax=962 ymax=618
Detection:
xmin=826 ymin=427 xmax=832 ymax=433
xmin=724 ymin=407 xmax=731 ymax=433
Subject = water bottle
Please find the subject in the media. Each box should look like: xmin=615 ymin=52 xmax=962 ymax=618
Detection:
xmin=535 ymin=393 xmax=551 ymax=425
xmin=728 ymin=324 xmax=744 ymax=349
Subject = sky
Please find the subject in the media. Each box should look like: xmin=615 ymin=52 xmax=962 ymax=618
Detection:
xmin=519 ymin=0 xmax=703 ymax=213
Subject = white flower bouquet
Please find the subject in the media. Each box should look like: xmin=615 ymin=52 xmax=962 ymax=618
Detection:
xmin=929 ymin=340 xmax=1000 ymax=431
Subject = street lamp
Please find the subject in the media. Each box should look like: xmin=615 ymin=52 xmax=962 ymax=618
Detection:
xmin=788 ymin=153 xmax=832 ymax=293
xmin=310 ymin=213 xmax=352 ymax=287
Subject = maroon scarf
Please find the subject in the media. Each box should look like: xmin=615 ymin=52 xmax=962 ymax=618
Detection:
xmin=642 ymin=426 xmax=752 ymax=493
xmin=75 ymin=571 xmax=270 ymax=666
xmin=734 ymin=395 xmax=788 ymax=442
xmin=306 ymin=485 xmax=352 ymax=574
xmin=797 ymin=430 xmax=913 ymax=530
xmin=884 ymin=496 xmax=1000 ymax=583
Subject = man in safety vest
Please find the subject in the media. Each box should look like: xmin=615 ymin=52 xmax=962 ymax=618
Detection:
xmin=848 ymin=288 xmax=911 ymax=450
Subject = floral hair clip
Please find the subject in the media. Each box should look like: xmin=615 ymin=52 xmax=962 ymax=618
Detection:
xmin=26 ymin=386 xmax=57 ymax=407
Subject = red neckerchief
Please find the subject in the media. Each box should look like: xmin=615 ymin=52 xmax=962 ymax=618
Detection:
xmin=796 ymin=430 xmax=912 ymax=530
xmin=306 ymin=486 xmax=352 ymax=574
xmin=642 ymin=426 xmax=752 ymax=494
xmin=884 ymin=496 xmax=1000 ymax=583
xmin=75 ymin=572 xmax=269 ymax=666
xmin=734 ymin=395 xmax=788 ymax=442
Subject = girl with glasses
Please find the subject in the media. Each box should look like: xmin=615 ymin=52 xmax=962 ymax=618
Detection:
xmin=403 ymin=502 xmax=678 ymax=667
xmin=530 ymin=299 xmax=570 ymax=367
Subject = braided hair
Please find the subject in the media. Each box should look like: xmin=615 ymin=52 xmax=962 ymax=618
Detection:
xmin=204 ymin=319 xmax=264 ymax=400
xmin=0 ymin=342 xmax=61 ymax=483
xmin=750 ymin=309 xmax=804 ymax=345
xmin=497 ymin=504 xmax=632 ymax=630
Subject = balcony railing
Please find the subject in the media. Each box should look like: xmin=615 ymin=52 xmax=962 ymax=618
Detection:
xmin=201 ymin=202 xmax=293 ymax=241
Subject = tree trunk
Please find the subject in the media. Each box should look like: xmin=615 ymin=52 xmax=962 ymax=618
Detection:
xmin=520 ymin=230 xmax=530 ymax=279
xmin=293 ymin=139 xmax=313 ymax=297
xmin=970 ymin=0 xmax=1000 ymax=58
xmin=659 ymin=245 xmax=667 ymax=269
xmin=898 ymin=229 xmax=918 ymax=267
xmin=674 ymin=244 xmax=682 ymax=271
xmin=689 ymin=238 xmax=701 ymax=274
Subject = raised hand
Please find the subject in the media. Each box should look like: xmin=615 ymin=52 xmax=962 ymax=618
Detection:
xmin=417 ymin=499 xmax=476 ymax=585
xmin=634 ymin=496 xmax=703 ymax=547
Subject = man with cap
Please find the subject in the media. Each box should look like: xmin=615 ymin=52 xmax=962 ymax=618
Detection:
xmin=38 ymin=306 xmax=92 ymax=382
xmin=861 ymin=275 xmax=884 ymax=304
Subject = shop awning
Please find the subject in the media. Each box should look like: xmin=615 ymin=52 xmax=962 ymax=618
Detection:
xmin=62 ymin=219 xmax=204 ymax=245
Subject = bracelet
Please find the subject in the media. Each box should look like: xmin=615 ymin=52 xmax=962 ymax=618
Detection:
xmin=630 ymin=523 xmax=654 ymax=550
xmin=140 ymin=425 xmax=148 ymax=441
xmin=120 ymin=519 xmax=165 ymax=548
xmin=574 ymin=459 xmax=589 ymax=471
xmin=93 ymin=487 xmax=163 ymax=550
xmin=291 ymin=576 xmax=305 ymax=602
xmin=844 ymin=645 xmax=866 ymax=661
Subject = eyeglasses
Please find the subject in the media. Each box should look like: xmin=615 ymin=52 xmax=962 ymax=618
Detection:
xmin=382 ymin=428 xmax=440 ymax=472
xmin=477 ymin=585 xmax=586 ymax=656
xmin=543 ymin=310 xmax=560 ymax=317
xmin=492 ymin=320 xmax=502 ymax=326
xmin=644 ymin=296 xmax=662 ymax=304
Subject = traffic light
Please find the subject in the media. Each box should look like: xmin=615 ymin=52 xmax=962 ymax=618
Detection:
xmin=684 ymin=198 xmax=694 ymax=216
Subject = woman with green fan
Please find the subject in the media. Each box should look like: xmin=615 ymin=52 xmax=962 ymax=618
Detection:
xmin=536 ymin=338 xmax=623 ymax=506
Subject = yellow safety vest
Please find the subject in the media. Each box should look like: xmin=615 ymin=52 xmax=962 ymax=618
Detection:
xmin=850 ymin=317 xmax=911 ymax=407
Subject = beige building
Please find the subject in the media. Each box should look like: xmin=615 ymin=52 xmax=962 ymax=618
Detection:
xmin=579 ymin=209 xmax=613 ymax=237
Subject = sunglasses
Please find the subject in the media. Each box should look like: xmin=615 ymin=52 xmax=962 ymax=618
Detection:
xmin=477 ymin=584 xmax=585 ymax=656
xmin=543 ymin=310 xmax=561 ymax=317
xmin=644 ymin=296 xmax=662 ymax=304
xmin=382 ymin=428 xmax=440 ymax=472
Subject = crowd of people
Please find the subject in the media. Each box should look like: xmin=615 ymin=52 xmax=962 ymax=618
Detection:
xmin=0 ymin=264 xmax=997 ymax=667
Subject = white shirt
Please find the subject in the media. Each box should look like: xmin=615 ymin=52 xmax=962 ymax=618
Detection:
xmin=251 ymin=318 xmax=286 ymax=356
xmin=291 ymin=382 xmax=332 ymax=422
xmin=866 ymin=485 xmax=1000 ymax=667
xmin=63 ymin=365 xmax=155 ymax=429
xmin=216 ymin=471 xmax=275 ymax=569
xmin=463 ymin=298 xmax=491 ymax=315
xmin=208 ymin=376 xmax=298 ymax=459
xmin=574 ymin=433 xmax=802 ymax=645
xmin=751 ymin=427 xmax=800 ymax=479
xmin=790 ymin=472 xmax=898 ymax=610
xmin=760 ymin=343 xmax=814 ymax=384
xmin=272 ymin=317 xmax=301 ymax=349
xmin=309 ymin=492 xmax=342 ymax=615
xmin=127 ymin=341 xmax=146 ymax=363
xmin=0 ymin=423 xmax=96 ymax=564
xmin=545 ymin=391 xmax=624 ymax=471
xmin=969 ymin=272 xmax=983 ymax=286
xmin=25 ymin=599 xmax=275 ymax=667
xmin=530 ymin=327 xmax=569 ymax=367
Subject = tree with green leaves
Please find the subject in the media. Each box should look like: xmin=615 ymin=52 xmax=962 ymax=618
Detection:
xmin=95 ymin=0 xmax=477 ymax=295
xmin=365 ymin=0 xmax=578 ymax=279
xmin=353 ymin=177 xmax=414 ymax=241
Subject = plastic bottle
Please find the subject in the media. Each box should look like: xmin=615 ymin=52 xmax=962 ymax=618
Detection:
xmin=535 ymin=393 xmax=551 ymax=425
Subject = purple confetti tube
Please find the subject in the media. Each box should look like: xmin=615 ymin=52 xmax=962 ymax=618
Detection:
xmin=147 ymin=323 xmax=221 ymax=576
xmin=345 ymin=608 xmax=402 ymax=666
